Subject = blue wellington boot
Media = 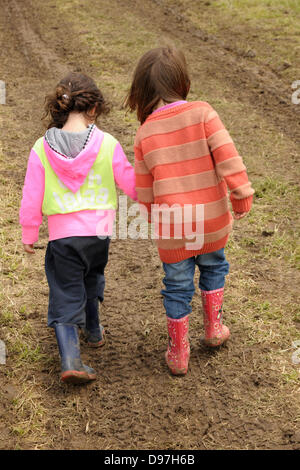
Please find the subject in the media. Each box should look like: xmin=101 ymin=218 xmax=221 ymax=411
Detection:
xmin=84 ymin=298 xmax=106 ymax=348
xmin=54 ymin=323 xmax=97 ymax=384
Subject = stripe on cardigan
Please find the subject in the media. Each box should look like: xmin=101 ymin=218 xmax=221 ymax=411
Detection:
xmin=207 ymin=128 xmax=233 ymax=152
xmin=142 ymin=139 xmax=210 ymax=170
xmin=147 ymin=180 xmax=228 ymax=205
xmin=153 ymin=170 xmax=219 ymax=197
xmin=141 ymin=123 xmax=206 ymax=155
xmin=137 ymin=103 xmax=209 ymax=141
xmin=156 ymin=223 xmax=232 ymax=249
xmin=152 ymin=156 xmax=215 ymax=180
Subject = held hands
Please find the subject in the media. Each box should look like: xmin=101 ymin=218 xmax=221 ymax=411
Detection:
xmin=23 ymin=243 xmax=35 ymax=254
xmin=233 ymin=211 xmax=247 ymax=220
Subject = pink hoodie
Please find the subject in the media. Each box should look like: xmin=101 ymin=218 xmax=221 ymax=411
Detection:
xmin=20 ymin=127 xmax=137 ymax=244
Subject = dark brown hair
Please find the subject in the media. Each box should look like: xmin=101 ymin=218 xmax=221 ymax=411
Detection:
xmin=43 ymin=72 xmax=110 ymax=129
xmin=125 ymin=46 xmax=190 ymax=124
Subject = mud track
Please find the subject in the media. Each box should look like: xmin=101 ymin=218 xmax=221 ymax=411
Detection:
xmin=0 ymin=0 xmax=299 ymax=450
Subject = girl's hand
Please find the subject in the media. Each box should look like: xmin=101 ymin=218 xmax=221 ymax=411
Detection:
xmin=233 ymin=211 xmax=247 ymax=220
xmin=23 ymin=243 xmax=35 ymax=254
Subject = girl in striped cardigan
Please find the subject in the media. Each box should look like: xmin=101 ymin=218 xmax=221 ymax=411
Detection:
xmin=126 ymin=46 xmax=254 ymax=376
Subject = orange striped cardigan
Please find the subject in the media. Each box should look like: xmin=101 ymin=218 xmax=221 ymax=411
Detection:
xmin=134 ymin=101 xmax=254 ymax=263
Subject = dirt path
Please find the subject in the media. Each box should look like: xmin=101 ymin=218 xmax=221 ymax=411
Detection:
xmin=0 ymin=0 xmax=299 ymax=450
xmin=137 ymin=0 xmax=300 ymax=145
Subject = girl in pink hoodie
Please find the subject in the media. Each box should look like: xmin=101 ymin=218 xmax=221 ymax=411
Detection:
xmin=20 ymin=72 xmax=137 ymax=384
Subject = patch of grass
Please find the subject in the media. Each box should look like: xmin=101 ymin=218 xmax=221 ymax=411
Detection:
xmin=261 ymin=232 xmax=299 ymax=266
xmin=9 ymin=340 xmax=45 ymax=367
xmin=254 ymin=177 xmax=290 ymax=200
xmin=241 ymin=175 xmax=300 ymax=269
xmin=246 ymin=299 xmax=283 ymax=321
xmin=11 ymin=385 xmax=47 ymax=443
xmin=178 ymin=0 xmax=300 ymax=81
xmin=216 ymin=0 xmax=300 ymax=19
xmin=12 ymin=426 xmax=27 ymax=437
xmin=282 ymin=370 xmax=299 ymax=384
xmin=0 ymin=310 xmax=15 ymax=326
xmin=293 ymin=308 xmax=300 ymax=324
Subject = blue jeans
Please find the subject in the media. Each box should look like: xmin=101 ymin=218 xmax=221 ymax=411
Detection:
xmin=161 ymin=249 xmax=229 ymax=319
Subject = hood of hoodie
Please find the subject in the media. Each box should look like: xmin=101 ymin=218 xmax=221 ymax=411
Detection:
xmin=46 ymin=125 xmax=92 ymax=159
xmin=43 ymin=126 xmax=104 ymax=193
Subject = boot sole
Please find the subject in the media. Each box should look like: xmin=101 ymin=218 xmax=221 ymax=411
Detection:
xmin=168 ymin=366 xmax=188 ymax=376
xmin=86 ymin=330 xmax=106 ymax=348
xmin=201 ymin=332 xmax=230 ymax=347
xmin=165 ymin=353 xmax=189 ymax=376
xmin=87 ymin=337 xmax=106 ymax=348
xmin=61 ymin=370 xmax=97 ymax=384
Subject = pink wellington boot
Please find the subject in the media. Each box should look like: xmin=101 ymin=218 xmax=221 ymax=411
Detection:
xmin=165 ymin=316 xmax=190 ymax=375
xmin=201 ymin=288 xmax=230 ymax=347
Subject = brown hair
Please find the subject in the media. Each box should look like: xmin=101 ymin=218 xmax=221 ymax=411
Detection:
xmin=125 ymin=46 xmax=190 ymax=124
xmin=43 ymin=72 xmax=110 ymax=129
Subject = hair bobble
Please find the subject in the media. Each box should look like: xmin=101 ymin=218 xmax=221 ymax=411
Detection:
xmin=44 ymin=72 xmax=109 ymax=129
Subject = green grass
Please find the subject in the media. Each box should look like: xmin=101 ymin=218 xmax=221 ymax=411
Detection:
xmin=282 ymin=370 xmax=299 ymax=384
xmin=10 ymin=385 xmax=48 ymax=442
xmin=0 ymin=310 xmax=15 ymax=326
xmin=216 ymin=0 xmax=300 ymax=18
xmin=176 ymin=0 xmax=300 ymax=82
xmin=10 ymin=341 xmax=45 ymax=365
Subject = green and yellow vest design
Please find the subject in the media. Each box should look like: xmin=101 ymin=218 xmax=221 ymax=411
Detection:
xmin=33 ymin=133 xmax=118 ymax=215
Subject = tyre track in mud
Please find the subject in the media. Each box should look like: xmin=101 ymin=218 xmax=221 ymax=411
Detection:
xmin=3 ymin=0 xmax=69 ymax=76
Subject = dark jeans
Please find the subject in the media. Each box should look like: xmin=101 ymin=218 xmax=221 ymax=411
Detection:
xmin=161 ymin=248 xmax=229 ymax=319
xmin=45 ymin=236 xmax=110 ymax=327
xmin=97 ymin=274 xmax=105 ymax=303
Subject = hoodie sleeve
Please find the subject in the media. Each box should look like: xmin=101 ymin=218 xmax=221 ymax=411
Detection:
xmin=112 ymin=142 xmax=137 ymax=201
xmin=19 ymin=149 xmax=45 ymax=244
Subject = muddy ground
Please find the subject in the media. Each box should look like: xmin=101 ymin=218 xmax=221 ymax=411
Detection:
xmin=0 ymin=0 xmax=299 ymax=450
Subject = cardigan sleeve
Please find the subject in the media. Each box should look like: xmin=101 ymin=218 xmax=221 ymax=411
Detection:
xmin=205 ymin=106 xmax=254 ymax=213
xmin=19 ymin=149 xmax=45 ymax=244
